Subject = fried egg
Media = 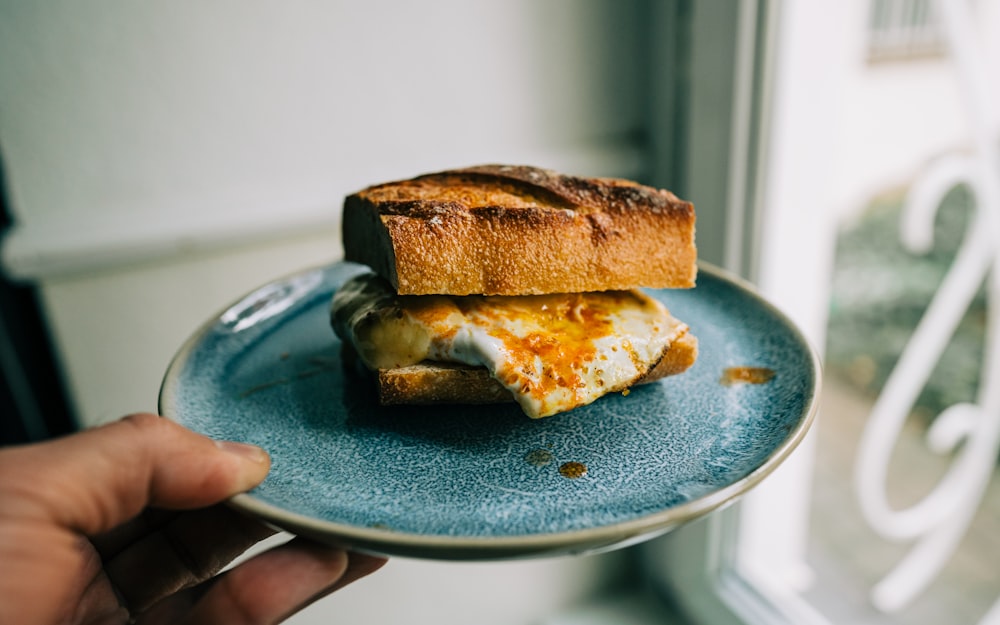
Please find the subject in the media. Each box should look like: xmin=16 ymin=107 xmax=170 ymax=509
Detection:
xmin=331 ymin=273 xmax=686 ymax=418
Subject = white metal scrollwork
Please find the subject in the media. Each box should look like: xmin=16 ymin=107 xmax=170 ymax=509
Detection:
xmin=853 ymin=0 xmax=1000 ymax=618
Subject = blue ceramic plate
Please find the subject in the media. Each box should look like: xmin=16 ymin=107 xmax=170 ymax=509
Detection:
xmin=160 ymin=261 xmax=819 ymax=560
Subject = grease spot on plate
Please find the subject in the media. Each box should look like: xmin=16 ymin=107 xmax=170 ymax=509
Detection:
xmin=525 ymin=448 xmax=555 ymax=467
xmin=720 ymin=366 xmax=776 ymax=386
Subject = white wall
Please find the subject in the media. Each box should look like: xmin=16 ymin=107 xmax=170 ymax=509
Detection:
xmin=0 ymin=3 xmax=647 ymax=624
xmin=0 ymin=1 xmax=646 ymax=280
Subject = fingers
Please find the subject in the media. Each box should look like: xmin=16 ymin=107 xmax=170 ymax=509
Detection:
xmin=104 ymin=504 xmax=275 ymax=613
xmin=320 ymin=550 xmax=388 ymax=596
xmin=173 ymin=540 xmax=386 ymax=625
xmin=0 ymin=413 xmax=270 ymax=536
xmin=91 ymin=508 xmax=179 ymax=561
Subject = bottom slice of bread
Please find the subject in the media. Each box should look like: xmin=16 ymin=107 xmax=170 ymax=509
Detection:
xmin=371 ymin=330 xmax=698 ymax=406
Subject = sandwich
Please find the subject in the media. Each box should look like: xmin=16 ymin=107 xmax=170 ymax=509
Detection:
xmin=330 ymin=164 xmax=698 ymax=418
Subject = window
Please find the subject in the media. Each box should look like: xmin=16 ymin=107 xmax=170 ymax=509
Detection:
xmin=643 ymin=2 xmax=1000 ymax=625
xmin=868 ymin=0 xmax=945 ymax=62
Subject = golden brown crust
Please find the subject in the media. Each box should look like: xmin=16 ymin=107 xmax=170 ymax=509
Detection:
xmin=372 ymin=327 xmax=698 ymax=407
xmin=376 ymin=363 xmax=513 ymax=405
xmin=343 ymin=165 xmax=697 ymax=295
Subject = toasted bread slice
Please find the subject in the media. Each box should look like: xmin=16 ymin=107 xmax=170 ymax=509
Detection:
xmin=348 ymin=328 xmax=698 ymax=407
xmin=343 ymin=164 xmax=697 ymax=296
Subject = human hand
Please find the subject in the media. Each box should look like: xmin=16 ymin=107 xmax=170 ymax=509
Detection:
xmin=0 ymin=413 xmax=386 ymax=625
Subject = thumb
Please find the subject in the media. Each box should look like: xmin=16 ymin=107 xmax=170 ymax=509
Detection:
xmin=0 ymin=413 xmax=270 ymax=536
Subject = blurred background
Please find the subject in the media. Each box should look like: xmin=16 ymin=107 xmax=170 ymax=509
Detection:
xmin=1 ymin=1 xmax=998 ymax=624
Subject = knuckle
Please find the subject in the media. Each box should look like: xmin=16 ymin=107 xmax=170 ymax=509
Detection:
xmin=117 ymin=413 xmax=187 ymax=449
xmin=119 ymin=412 xmax=167 ymax=433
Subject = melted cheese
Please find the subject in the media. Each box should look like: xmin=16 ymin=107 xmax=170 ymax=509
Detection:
xmin=331 ymin=273 xmax=684 ymax=418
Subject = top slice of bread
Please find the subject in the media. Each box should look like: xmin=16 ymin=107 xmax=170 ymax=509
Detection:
xmin=342 ymin=164 xmax=697 ymax=295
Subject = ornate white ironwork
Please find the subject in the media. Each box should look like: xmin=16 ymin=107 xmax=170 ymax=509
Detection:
xmin=853 ymin=0 xmax=1000 ymax=618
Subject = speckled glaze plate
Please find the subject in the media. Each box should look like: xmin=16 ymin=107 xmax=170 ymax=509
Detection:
xmin=160 ymin=261 xmax=819 ymax=560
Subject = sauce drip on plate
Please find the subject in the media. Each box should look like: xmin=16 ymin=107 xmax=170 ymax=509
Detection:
xmin=559 ymin=461 xmax=588 ymax=479
xmin=720 ymin=366 xmax=776 ymax=386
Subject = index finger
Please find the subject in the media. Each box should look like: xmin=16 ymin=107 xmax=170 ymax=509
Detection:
xmin=0 ymin=414 xmax=270 ymax=536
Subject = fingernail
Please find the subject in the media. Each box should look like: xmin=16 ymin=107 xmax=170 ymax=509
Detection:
xmin=216 ymin=440 xmax=270 ymax=464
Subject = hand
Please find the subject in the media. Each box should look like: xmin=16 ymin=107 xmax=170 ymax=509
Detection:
xmin=0 ymin=413 xmax=386 ymax=625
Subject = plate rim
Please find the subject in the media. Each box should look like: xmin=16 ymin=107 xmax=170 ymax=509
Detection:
xmin=159 ymin=260 xmax=821 ymax=560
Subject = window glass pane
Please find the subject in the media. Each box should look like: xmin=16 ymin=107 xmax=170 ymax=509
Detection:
xmin=805 ymin=187 xmax=999 ymax=624
xmin=802 ymin=1 xmax=1000 ymax=622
